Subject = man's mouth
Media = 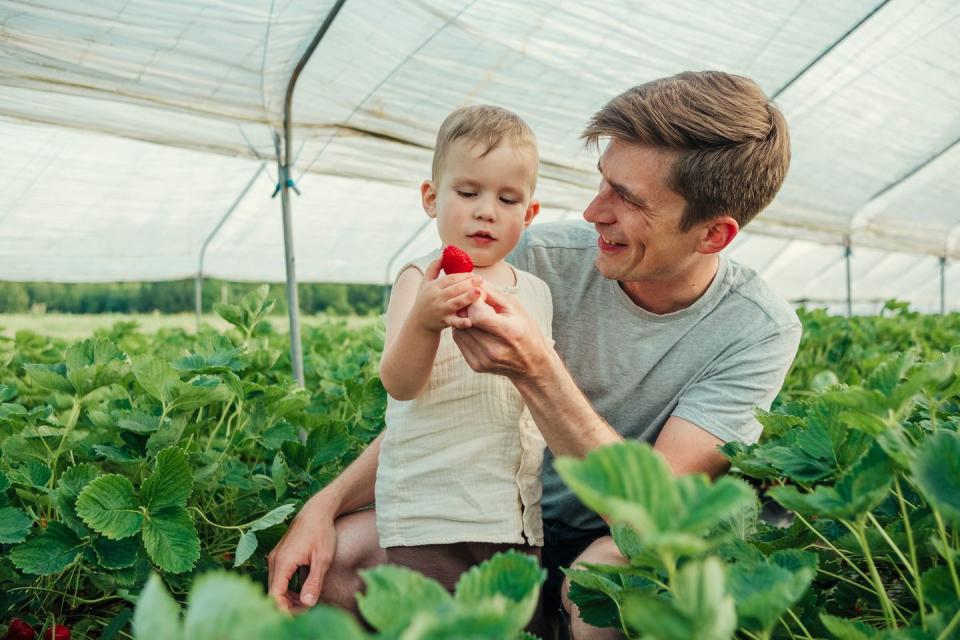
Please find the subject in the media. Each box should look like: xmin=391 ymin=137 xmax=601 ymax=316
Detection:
xmin=600 ymin=235 xmax=626 ymax=247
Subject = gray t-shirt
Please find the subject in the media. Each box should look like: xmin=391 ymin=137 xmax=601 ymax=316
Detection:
xmin=508 ymin=221 xmax=802 ymax=534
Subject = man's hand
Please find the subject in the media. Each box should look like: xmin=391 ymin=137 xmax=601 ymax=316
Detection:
xmin=452 ymin=285 xmax=551 ymax=381
xmin=267 ymin=498 xmax=337 ymax=612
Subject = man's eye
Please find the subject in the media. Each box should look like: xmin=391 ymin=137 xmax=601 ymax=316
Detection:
xmin=456 ymin=190 xmax=476 ymax=198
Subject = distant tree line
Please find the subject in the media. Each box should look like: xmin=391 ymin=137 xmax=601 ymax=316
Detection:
xmin=0 ymin=280 xmax=384 ymax=316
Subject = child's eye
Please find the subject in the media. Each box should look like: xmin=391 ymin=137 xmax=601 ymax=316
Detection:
xmin=456 ymin=190 xmax=477 ymax=198
xmin=500 ymin=197 xmax=519 ymax=205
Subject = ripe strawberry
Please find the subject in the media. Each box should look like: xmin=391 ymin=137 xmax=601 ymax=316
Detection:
xmin=43 ymin=625 xmax=69 ymax=640
xmin=441 ymin=245 xmax=473 ymax=274
xmin=5 ymin=618 xmax=35 ymax=640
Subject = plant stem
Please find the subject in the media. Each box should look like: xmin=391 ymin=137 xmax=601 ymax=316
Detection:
xmin=893 ymin=475 xmax=926 ymax=628
xmin=48 ymin=398 xmax=82 ymax=489
xmin=794 ymin=513 xmax=872 ymax=584
xmin=848 ymin=518 xmax=898 ymax=629
xmin=785 ymin=608 xmax=815 ymax=640
xmin=932 ymin=508 xmax=960 ymax=599
xmin=937 ymin=608 xmax=960 ymax=640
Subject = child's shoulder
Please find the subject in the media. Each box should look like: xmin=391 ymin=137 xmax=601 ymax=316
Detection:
xmin=393 ymin=250 xmax=441 ymax=284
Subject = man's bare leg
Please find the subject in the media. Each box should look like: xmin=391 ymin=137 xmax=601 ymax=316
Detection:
xmin=561 ymin=535 xmax=629 ymax=640
xmin=317 ymin=509 xmax=386 ymax=617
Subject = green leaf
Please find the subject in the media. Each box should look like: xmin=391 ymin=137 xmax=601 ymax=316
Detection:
xmin=10 ymin=521 xmax=85 ymax=575
xmin=454 ymin=550 xmax=545 ymax=632
xmin=621 ymin=557 xmax=736 ymax=640
xmin=769 ymin=444 xmax=893 ymax=519
xmin=0 ymin=506 xmax=33 ymax=544
xmin=282 ymin=605 xmax=370 ymax=639
xmin=271 ymin=452 xmax=288 ymax=500
xmin=117 ymin=410 xmax=164 ymax=433
xmin=76 ymin=474 xmax=143 ymax=539
xmin=358 ymin=564 xmax=453 ymax=634
xmin=554 ymin=441 xmax=679 ymax=535
xmin=819 ymin=613 xmax=878 ymax=639
xmin=94 ymin=535 xmax=141 ymax=570
xmin=911 ymin=430 xmax=960 ymax=527
xmin=145 ymin=415 xmax=188 ymax=457
xmin=141 ymin=447 xmax=192 ymax=512
xmin=183 ymin=571 xmax=284 ymax=639
xmin=168 ymin=375 xmax=231 ymax=412
xmin=921 ymin=565 xmax=958 ymax=610
xmin=233 ymin=530 xmax=258 ymax=568
xmin=23 ymin=363 xmax=75 ymax=394
xmin=133 ymin=574 xmax=183 ymax=640
xmin=400 ymin=599 xmax=522 ymax=639
xmin=50 ymin=463 xmax=99 ymax=535
xmin=727 ymin=550 xmax=817 ymax=633
xmin=260 ymin=420 xmax=299 ymax=450
xmin=0 ymin=469 xmax=10 ymax=492
xmin=248 ymin=503 xmax=297 ymax=533
xmin=142 ymin=506 xmax=200 ymax=574
xmin=132 ymin=356 xmax=179 ymax=405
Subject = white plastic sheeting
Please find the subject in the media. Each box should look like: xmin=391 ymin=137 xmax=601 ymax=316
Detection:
xmin=1 ymin=0 xmax=959 ymax=312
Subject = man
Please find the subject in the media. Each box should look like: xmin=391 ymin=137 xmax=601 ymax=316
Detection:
xmin=267 ymin=70 xmax=800 ymax=639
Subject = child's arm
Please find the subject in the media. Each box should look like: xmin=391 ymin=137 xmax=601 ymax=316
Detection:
xmin=379 ymin=258 xmax=482 ymax=400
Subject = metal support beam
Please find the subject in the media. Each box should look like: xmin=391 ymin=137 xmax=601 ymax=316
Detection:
xmin=196 ymin=162 xmax=268 ymax=330
xmin=844 ymin=237 xmax=853 ymax=318
xmin=277 ymin=0 xmax=348 ymax=386
xmin=382 ymin=219 xmax=433 ymax=310
xmin=941 ymin=256 xmax=947 ymax=315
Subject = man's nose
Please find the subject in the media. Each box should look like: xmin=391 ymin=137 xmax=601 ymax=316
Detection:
xmin=583 ymin=188 xmax=613 ymax=224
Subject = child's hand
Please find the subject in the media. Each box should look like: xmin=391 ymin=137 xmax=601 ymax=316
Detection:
xmin=410 ymin=259 xmax=484 ymax=332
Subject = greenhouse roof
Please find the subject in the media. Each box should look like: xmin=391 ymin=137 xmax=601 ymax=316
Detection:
xmin=2 ymin=0 xmax=959 ymax=313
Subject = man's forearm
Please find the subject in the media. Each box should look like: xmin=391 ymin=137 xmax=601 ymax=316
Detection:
xmin=514 ymin=348 xmax=622 ymax=457
xmin=304 ymin=431 xmax=383 ymax=517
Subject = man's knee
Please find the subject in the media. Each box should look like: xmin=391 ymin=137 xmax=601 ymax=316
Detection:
xmin=319 ymin=509 xmax=385 ymax=609
xmin=560 ymin=536 xmax=628 ymax=639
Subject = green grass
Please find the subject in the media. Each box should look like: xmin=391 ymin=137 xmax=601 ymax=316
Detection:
xmin=0 ymin=312 xmax=380 ymax=340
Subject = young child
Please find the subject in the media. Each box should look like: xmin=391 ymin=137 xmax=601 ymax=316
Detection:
xmin=376 ymin=105 xmax=553 ymax=591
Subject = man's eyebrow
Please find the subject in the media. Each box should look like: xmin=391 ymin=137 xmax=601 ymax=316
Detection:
xmin=597 ymin=158 xmax=648 ymax=210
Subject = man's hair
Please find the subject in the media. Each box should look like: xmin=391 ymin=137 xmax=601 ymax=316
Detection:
xmin=583 ymin=71 xmax=790 ymax=230
xmin=432 ymin=105 xmax=538 ymax=183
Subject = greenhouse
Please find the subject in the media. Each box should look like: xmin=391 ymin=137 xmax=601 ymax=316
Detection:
xmin=1 ymin=1 xmax=959 ymax=639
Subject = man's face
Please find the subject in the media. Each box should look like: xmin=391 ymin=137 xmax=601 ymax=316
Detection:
xmin=583 ymin=140 xmax=703 ymax=287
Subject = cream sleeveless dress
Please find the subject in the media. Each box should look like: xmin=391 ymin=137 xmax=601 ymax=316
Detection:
xmin=376 ymin=252 xmax=553 ymax=548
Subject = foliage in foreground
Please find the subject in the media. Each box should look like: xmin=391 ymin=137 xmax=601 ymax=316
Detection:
xmin=131 ymin=550 xmax=544 ymax=639
xmin=0 ymin=287 xmax=385 ymax=638
xmin=560 ymin=308 xmax=960 ymax=639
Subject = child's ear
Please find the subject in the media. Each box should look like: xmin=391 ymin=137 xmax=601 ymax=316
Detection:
xmin=523 ymin=199 xmax=540 ymax=228
xmin=421 ymin=180 xmax=438 ymax=219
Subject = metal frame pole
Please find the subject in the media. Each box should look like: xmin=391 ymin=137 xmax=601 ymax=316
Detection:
xmin=941 ymin=256 xmax=947 ymax=314
xmin=277 ymin=0 xmax=348 ymax=386
xmin=195 ymin=162 xmax=268 ymax=330
xmin=844 ymin=236 xmax=853 ymax=318
xmin=382 ymin=219 xmax=433 ymax=310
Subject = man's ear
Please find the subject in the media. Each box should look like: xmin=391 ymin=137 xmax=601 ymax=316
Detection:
xmin=421 ymin=180 xmax=438 ymax=218
xmin=697 ymin=216 xmax=739 ymax=254
xmin=523 ymin=199 xmax=540 ymax=228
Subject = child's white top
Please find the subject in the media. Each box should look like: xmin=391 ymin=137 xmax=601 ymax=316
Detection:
xmin=376 ymin=251 xmax=553 ymax=548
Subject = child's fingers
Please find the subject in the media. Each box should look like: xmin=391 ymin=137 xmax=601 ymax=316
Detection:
xmin=444 ymin=287 xmax=483 ymax=313
xmin=437 ymin=272 xmax=481 ymax=291
xmin=423 ymin=259 xmax=443 ymax=281
xmin=444 ymin=313 xmax=472 ymax=329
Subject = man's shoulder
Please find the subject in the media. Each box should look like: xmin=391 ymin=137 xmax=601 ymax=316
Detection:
xmin=722 ymin=257 xmax=800 ymax=332
xmin=523 ymin=220 xmax=597 ymax=251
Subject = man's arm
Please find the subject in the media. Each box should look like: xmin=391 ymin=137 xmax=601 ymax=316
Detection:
xmin=454 ymin=286 xmax=747 ymax=477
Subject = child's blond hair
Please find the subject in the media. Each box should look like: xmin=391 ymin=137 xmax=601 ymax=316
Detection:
xmin=432 ymin=105 xmax=538 ymax=186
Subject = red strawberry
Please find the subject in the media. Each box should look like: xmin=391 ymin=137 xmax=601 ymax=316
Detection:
xmin=43 ymin=625 xmax=69 ymax=640
xmin=441 ymin=245 xmax=473 ymax=274
xmin=5 ymin=618 xmax=35 ymax=640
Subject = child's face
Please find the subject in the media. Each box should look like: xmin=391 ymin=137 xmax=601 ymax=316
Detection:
xmin=421 ymin=138 xmax=539 ymax=268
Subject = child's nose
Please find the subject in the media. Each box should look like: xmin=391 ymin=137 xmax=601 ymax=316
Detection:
xmin=473 ymin=197 xmax=496 ymax=222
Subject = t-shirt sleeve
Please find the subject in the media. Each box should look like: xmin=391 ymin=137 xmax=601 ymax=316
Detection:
xmin=671 ymin=323 xmax=802 ymax=444
xmin=507 ymin=229 xmax=532 ymax=271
